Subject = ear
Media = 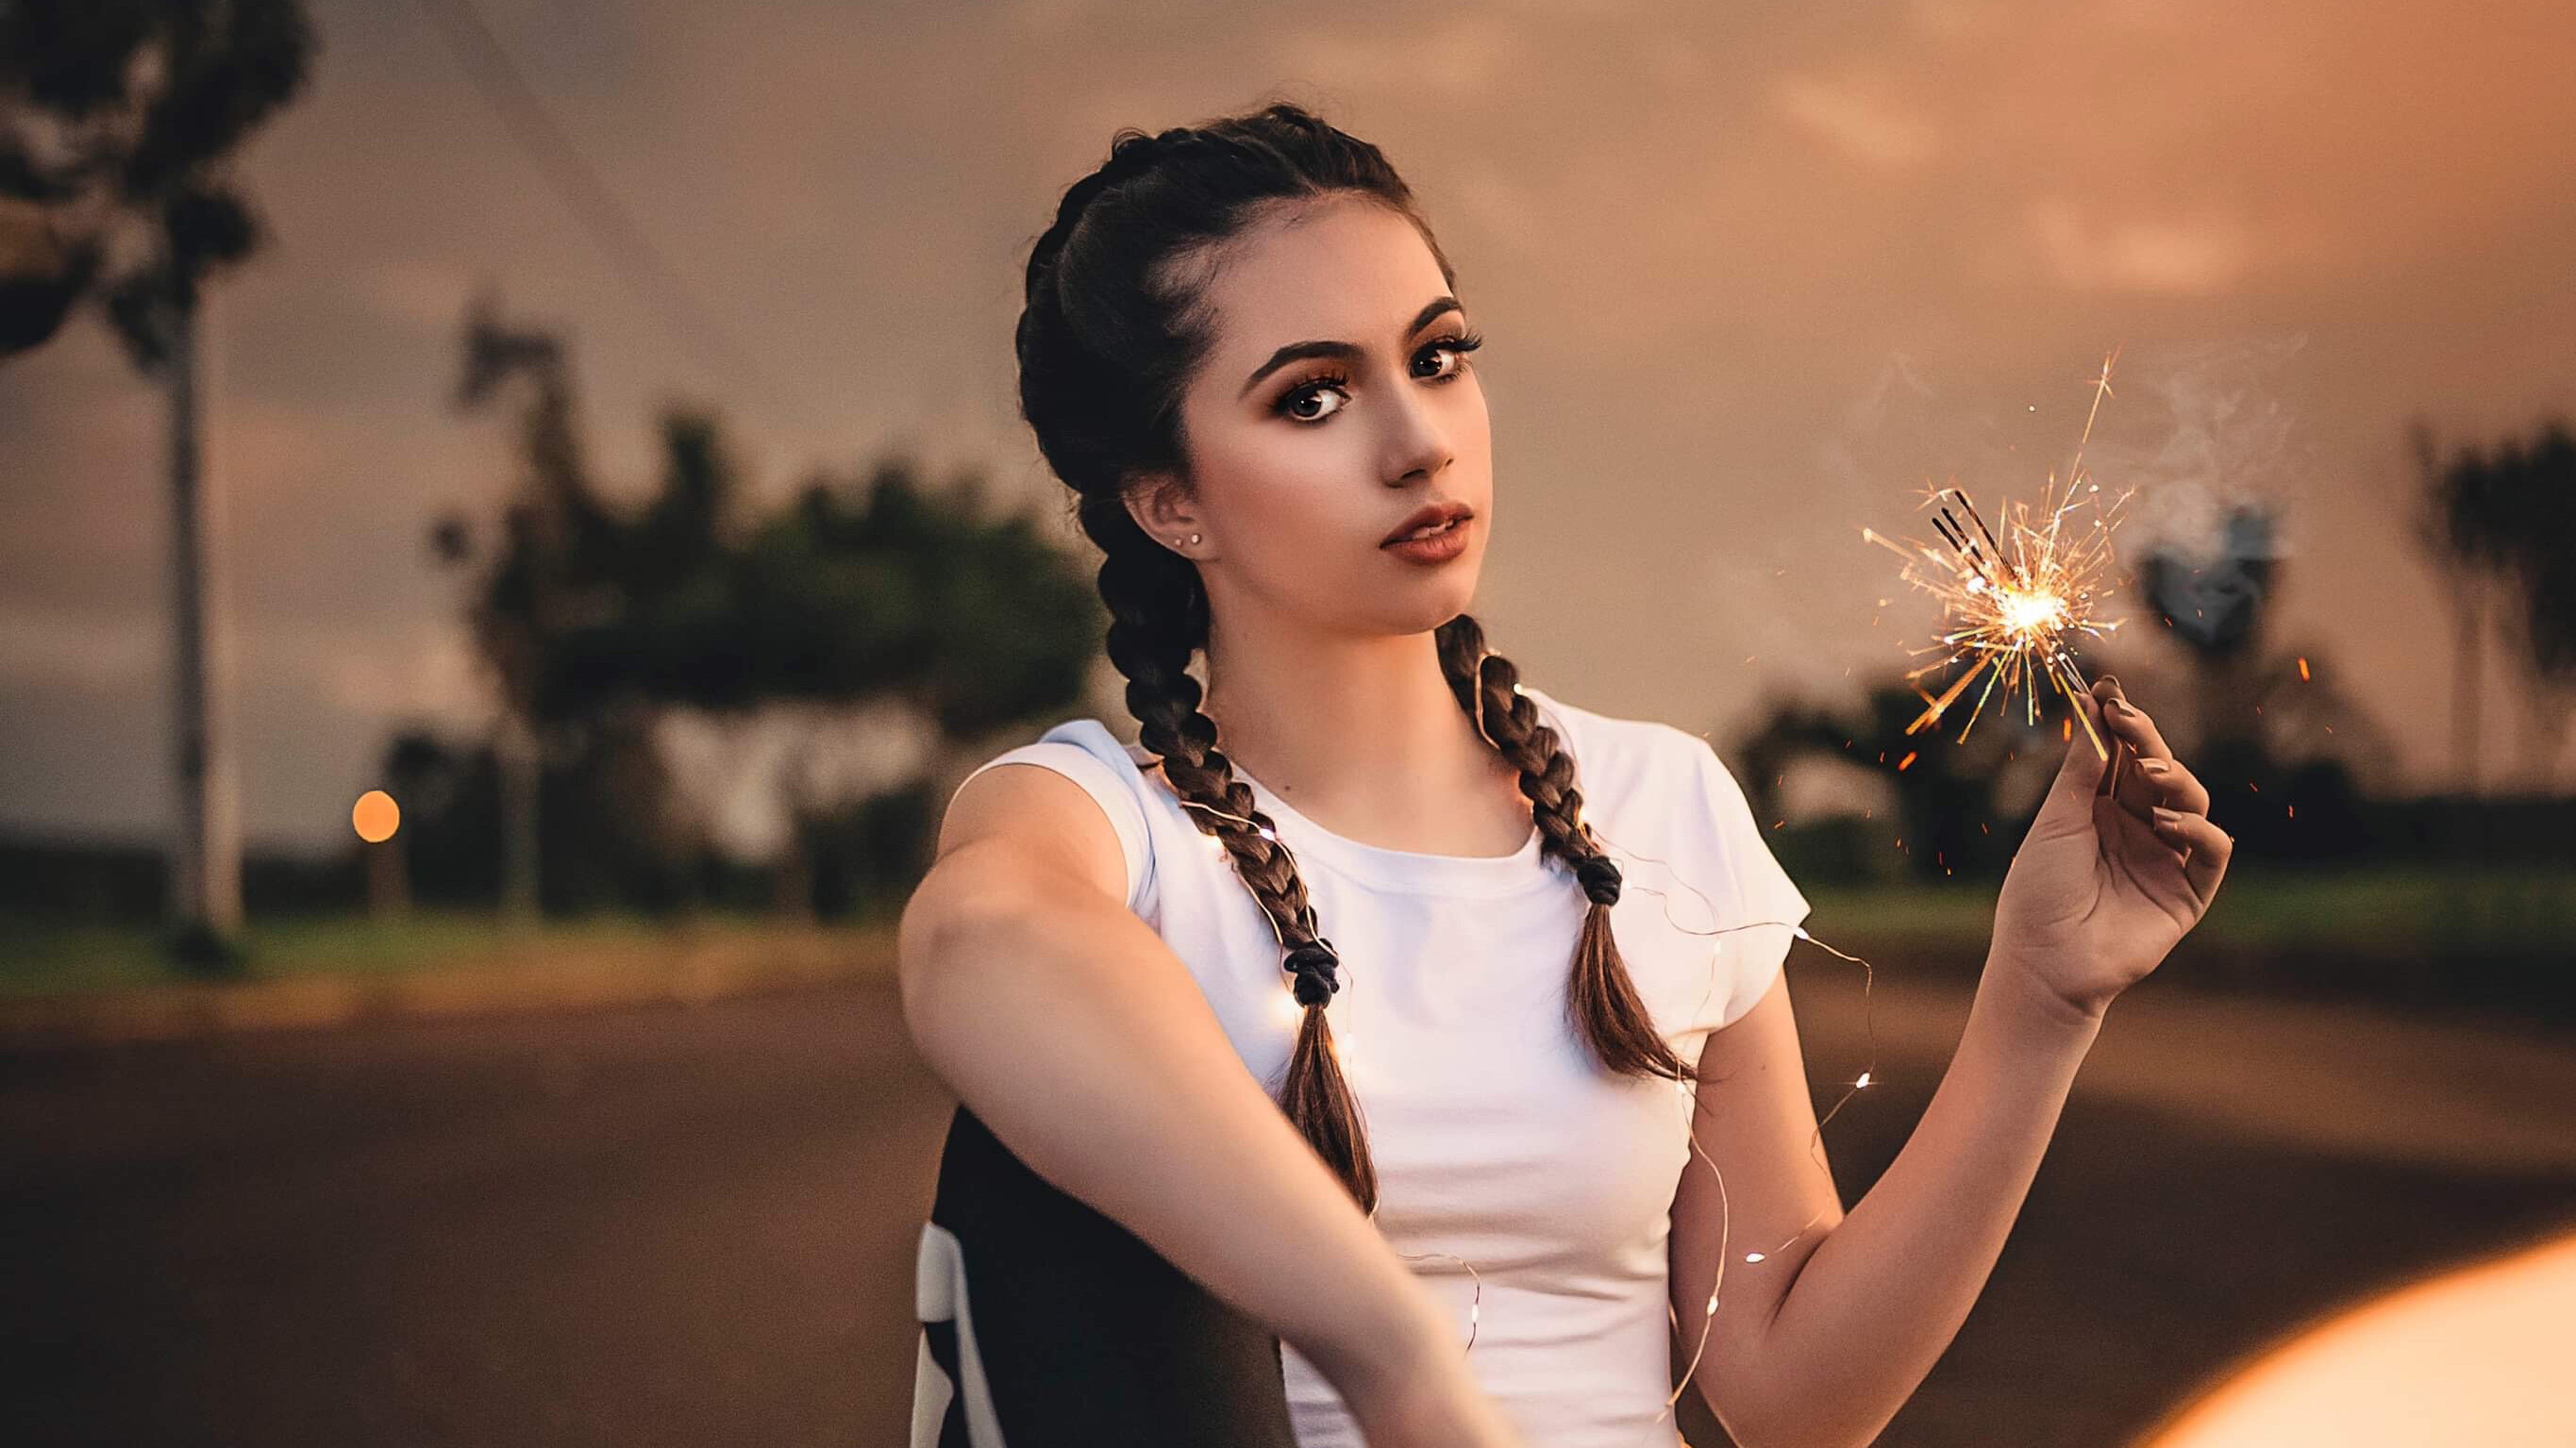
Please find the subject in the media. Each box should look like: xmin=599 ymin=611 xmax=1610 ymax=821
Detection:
xmin=1122 ymin=470 xmax=1208 ymax=554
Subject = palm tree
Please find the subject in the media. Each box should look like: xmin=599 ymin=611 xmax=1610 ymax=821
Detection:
xmin=0 ymin=1 xmax=318 ymax=965
xmin=2135 ymin=500 xmax=2281 ymax=771
xmin=2413 ymin=422 xmax=2552 ymax=795
xmin=2517 ymin=425 xmax=2576 ymax=788
xmin=2449 ymin=422 xmax=2576 ymax=791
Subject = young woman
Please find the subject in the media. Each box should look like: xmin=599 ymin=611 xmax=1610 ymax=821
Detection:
xmin=898 ymin=101 xmax=2231 ymax=1448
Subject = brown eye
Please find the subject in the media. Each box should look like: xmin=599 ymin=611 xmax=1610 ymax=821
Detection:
xmin=1275 ymin=371 xmax=1350 ymax=424
xmin=1274 ymin=331 xmax=1483 ymax=425
xmin=1416 ymin=330 xmax=1484 ymax=382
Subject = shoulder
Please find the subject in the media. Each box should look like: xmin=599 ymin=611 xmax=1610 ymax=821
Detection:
xmin=1521 ymin=684 xmax=1805 ymax=925
xmin=937 ymin=717 xmax=1158 ymax=912
xmin=1517 ymin=683 xmax=1723 ymax=787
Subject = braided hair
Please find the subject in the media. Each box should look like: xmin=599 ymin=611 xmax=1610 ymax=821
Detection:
xmin=1015 ymin=101 xmax=1692 ymax=1215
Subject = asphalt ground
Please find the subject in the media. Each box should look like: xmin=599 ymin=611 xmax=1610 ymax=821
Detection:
xmin=3 ymin=969 xmax=2568 ymax=1446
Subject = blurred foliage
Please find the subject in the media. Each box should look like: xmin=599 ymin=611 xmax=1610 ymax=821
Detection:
xmin=1737 ymin=681 xmax=2048 ymax=883
xmin=415 ymin=296 xmax=1101 ymax=917
xmin=2413 ymin=418 xmax=2576 ymax=791
xmin=2419 ymin=419 xmax=2576 ymax=687
xmin=0 ymin=0 xmax=316 ymax=362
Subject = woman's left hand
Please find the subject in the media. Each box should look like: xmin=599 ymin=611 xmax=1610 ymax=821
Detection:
xmin=1989 ymin=674 xmax=2233 ymax=1022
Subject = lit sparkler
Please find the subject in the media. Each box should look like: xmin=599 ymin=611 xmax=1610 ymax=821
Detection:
xmin=1861 ymin=350 xmax=2136 ymax=761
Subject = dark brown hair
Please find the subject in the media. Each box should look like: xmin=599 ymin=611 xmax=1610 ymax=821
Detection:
xmin=1014 ymin=100 xmax=1691 ymax=1214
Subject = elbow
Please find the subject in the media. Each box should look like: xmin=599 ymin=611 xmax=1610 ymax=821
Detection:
xmin=895 ymin=847 xmax=1069 ymax=1065
xmin=895 ymin=858 xmax=1019 ymax=1051
xmin=1719 ymin=1410 xmax=1879 ymax=1448
xmin=1702 ymin=1350 xmax=1889 ymax=1448
xmin=892 ymin=879 xmax=949 ymax=1042
xmin=1731 ymin=1408 xmax=1898 ymax=1448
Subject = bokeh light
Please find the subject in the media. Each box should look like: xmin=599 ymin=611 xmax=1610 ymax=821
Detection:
xmin=351 ymin=790 xmax=400 ymax=843
xmin=2139 ymin=1231 xmax=2576 ymax=1447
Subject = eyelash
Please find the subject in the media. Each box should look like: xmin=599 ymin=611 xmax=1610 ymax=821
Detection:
xmin=1272 ymin=330 xmax=1485 ymax=424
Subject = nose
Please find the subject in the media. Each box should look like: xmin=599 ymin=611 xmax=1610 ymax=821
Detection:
xmin=1380 ymin=375 xmax=1454 ymax=486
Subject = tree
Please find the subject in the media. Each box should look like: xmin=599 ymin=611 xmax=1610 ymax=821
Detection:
xmin=1735 ymin=678 xmax=2049 ymax=884
xmin=2135 ymin=500 xmax=2281 ymax=766
xmin=2415 ymin=422 xmax=2576 ymax=794
xmin=2412 ymin=424 xmax=2525 ymax=795
xmin=437 ymin=293 xmax=682 ymax=918
xmin=442 ymin=296 xmax=567 ymax=917
xmin=0 ymin=0 xmax=318 ymax=966
xmin=432 ymin=296 xmax=1102 ymax=918
xmin=2133 ymin=496 xmax=2402 ymax=859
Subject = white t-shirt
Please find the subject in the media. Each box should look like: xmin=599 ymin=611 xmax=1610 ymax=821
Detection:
xmin=947 ymin=682 xmax=1811 ymax=1448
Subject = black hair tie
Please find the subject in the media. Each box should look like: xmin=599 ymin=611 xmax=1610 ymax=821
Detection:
xmin=1575 ymin=854 xmax=1623 ymax=907
xmin=1282 ymin=940 xmax=1341 ymax=1007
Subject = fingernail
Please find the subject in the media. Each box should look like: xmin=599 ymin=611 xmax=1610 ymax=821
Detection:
xmin=2138 ymin=758 xmax=2169 ymax=774
xmin=2152 ymin=806 xmax=2179 ymax=824
xmin=2097 ymin=674 xmax=2121 ymax=696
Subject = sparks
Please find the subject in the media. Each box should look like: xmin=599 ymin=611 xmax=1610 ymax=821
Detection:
xmin=1860 ymin=349 xmax=2137 ymax=760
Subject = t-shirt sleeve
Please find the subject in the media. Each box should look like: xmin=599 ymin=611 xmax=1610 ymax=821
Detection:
xmin=1682 ymin=733 xmax=1812 ymax=1032
xmin=950 ymin=736 xmax=1154 ymax=915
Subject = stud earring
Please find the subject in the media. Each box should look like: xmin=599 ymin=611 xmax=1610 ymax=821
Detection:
xmin=1172 ymin=532 xmax=1200 ymax=549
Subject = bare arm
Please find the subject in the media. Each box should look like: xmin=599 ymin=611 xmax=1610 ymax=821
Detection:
xmin=1686 ymin=963 xmax=2100 ymax=1448
xmin=899 ymin=765 xmax=1523 ymax=1447
xmin=1686 ymin=681 xmax=2212 ymax=1447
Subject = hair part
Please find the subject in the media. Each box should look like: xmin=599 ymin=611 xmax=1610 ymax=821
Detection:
xmin=1015 ymin=101 xmax=1691 ymax=1216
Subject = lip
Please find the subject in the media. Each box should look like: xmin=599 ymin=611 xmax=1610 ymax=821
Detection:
xmin=1380 ymin=501 xmax=1474 ymax=547
xmin=1381 ymin=513 xmax=1470 ymax=563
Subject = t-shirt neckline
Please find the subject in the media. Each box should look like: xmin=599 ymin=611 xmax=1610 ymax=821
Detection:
xmin=1226 ymin=762 xmax=1551 ymax=899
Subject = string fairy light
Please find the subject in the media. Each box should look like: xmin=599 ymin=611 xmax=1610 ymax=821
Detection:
xmin=1129 ymin=373 xmax=2138 ymax=1429
xmin=1178 ymin=790 xmax=1505 ymax=1347
xmin=1582 ymin=820 xmax=1879 ymax=1440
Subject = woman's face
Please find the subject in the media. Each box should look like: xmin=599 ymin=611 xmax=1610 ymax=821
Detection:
xmin=1130 ymin=193 xmax=1493 ymax=637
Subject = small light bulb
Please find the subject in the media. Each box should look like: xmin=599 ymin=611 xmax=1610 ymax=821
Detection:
xmin=1745 ymin=1251 xmax=1765 ymax=1263
xmin=1855 ymin=1072 xmax=1873 ymax=1089
xmin=1793 ymin=925 xmax=1811 ymax=940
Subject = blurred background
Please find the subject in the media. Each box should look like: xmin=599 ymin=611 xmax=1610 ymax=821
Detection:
xmin=2 ymin=1 xmax=2569 ymax=1444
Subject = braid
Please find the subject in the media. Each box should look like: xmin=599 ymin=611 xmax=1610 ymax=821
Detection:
xmin=1014 ymin=101 xmax=1582 ymax=1212
xmin=1081 ymin=495 xmax=1378 ymax=1211
xmin=1438 ymin=615 xmax=1697 ymax=1084
xmin=1023 ymin=126 xmax=1188 ymax=303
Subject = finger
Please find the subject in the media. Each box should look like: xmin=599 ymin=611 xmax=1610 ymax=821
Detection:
xmin=2095 ymin=678 xmax=2176 ymax=824
xmin=2051 ymin=680 xmax=2111 ymax=806
xmin=2150 ymin=807 xmax=2233 ymax=903
xmin=2132 ymin=755 xmax=2213 ymax=817
xmin=2085 ymin=678 xmax=2149 ymax=821
xmin=2099 ymin=678 xmax=2176 ymax=763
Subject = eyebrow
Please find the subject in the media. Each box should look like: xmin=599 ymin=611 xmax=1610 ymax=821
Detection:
xmin=1237 ymin=296 xmax=1464 ymax=399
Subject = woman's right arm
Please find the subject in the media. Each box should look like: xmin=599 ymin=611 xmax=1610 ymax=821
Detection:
xmin=897 ymin=762 xmax=1524 ymax=1448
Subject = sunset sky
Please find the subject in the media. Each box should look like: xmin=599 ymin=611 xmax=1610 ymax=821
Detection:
xmin=5 ymin=0 xmax=2572 ymax=851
